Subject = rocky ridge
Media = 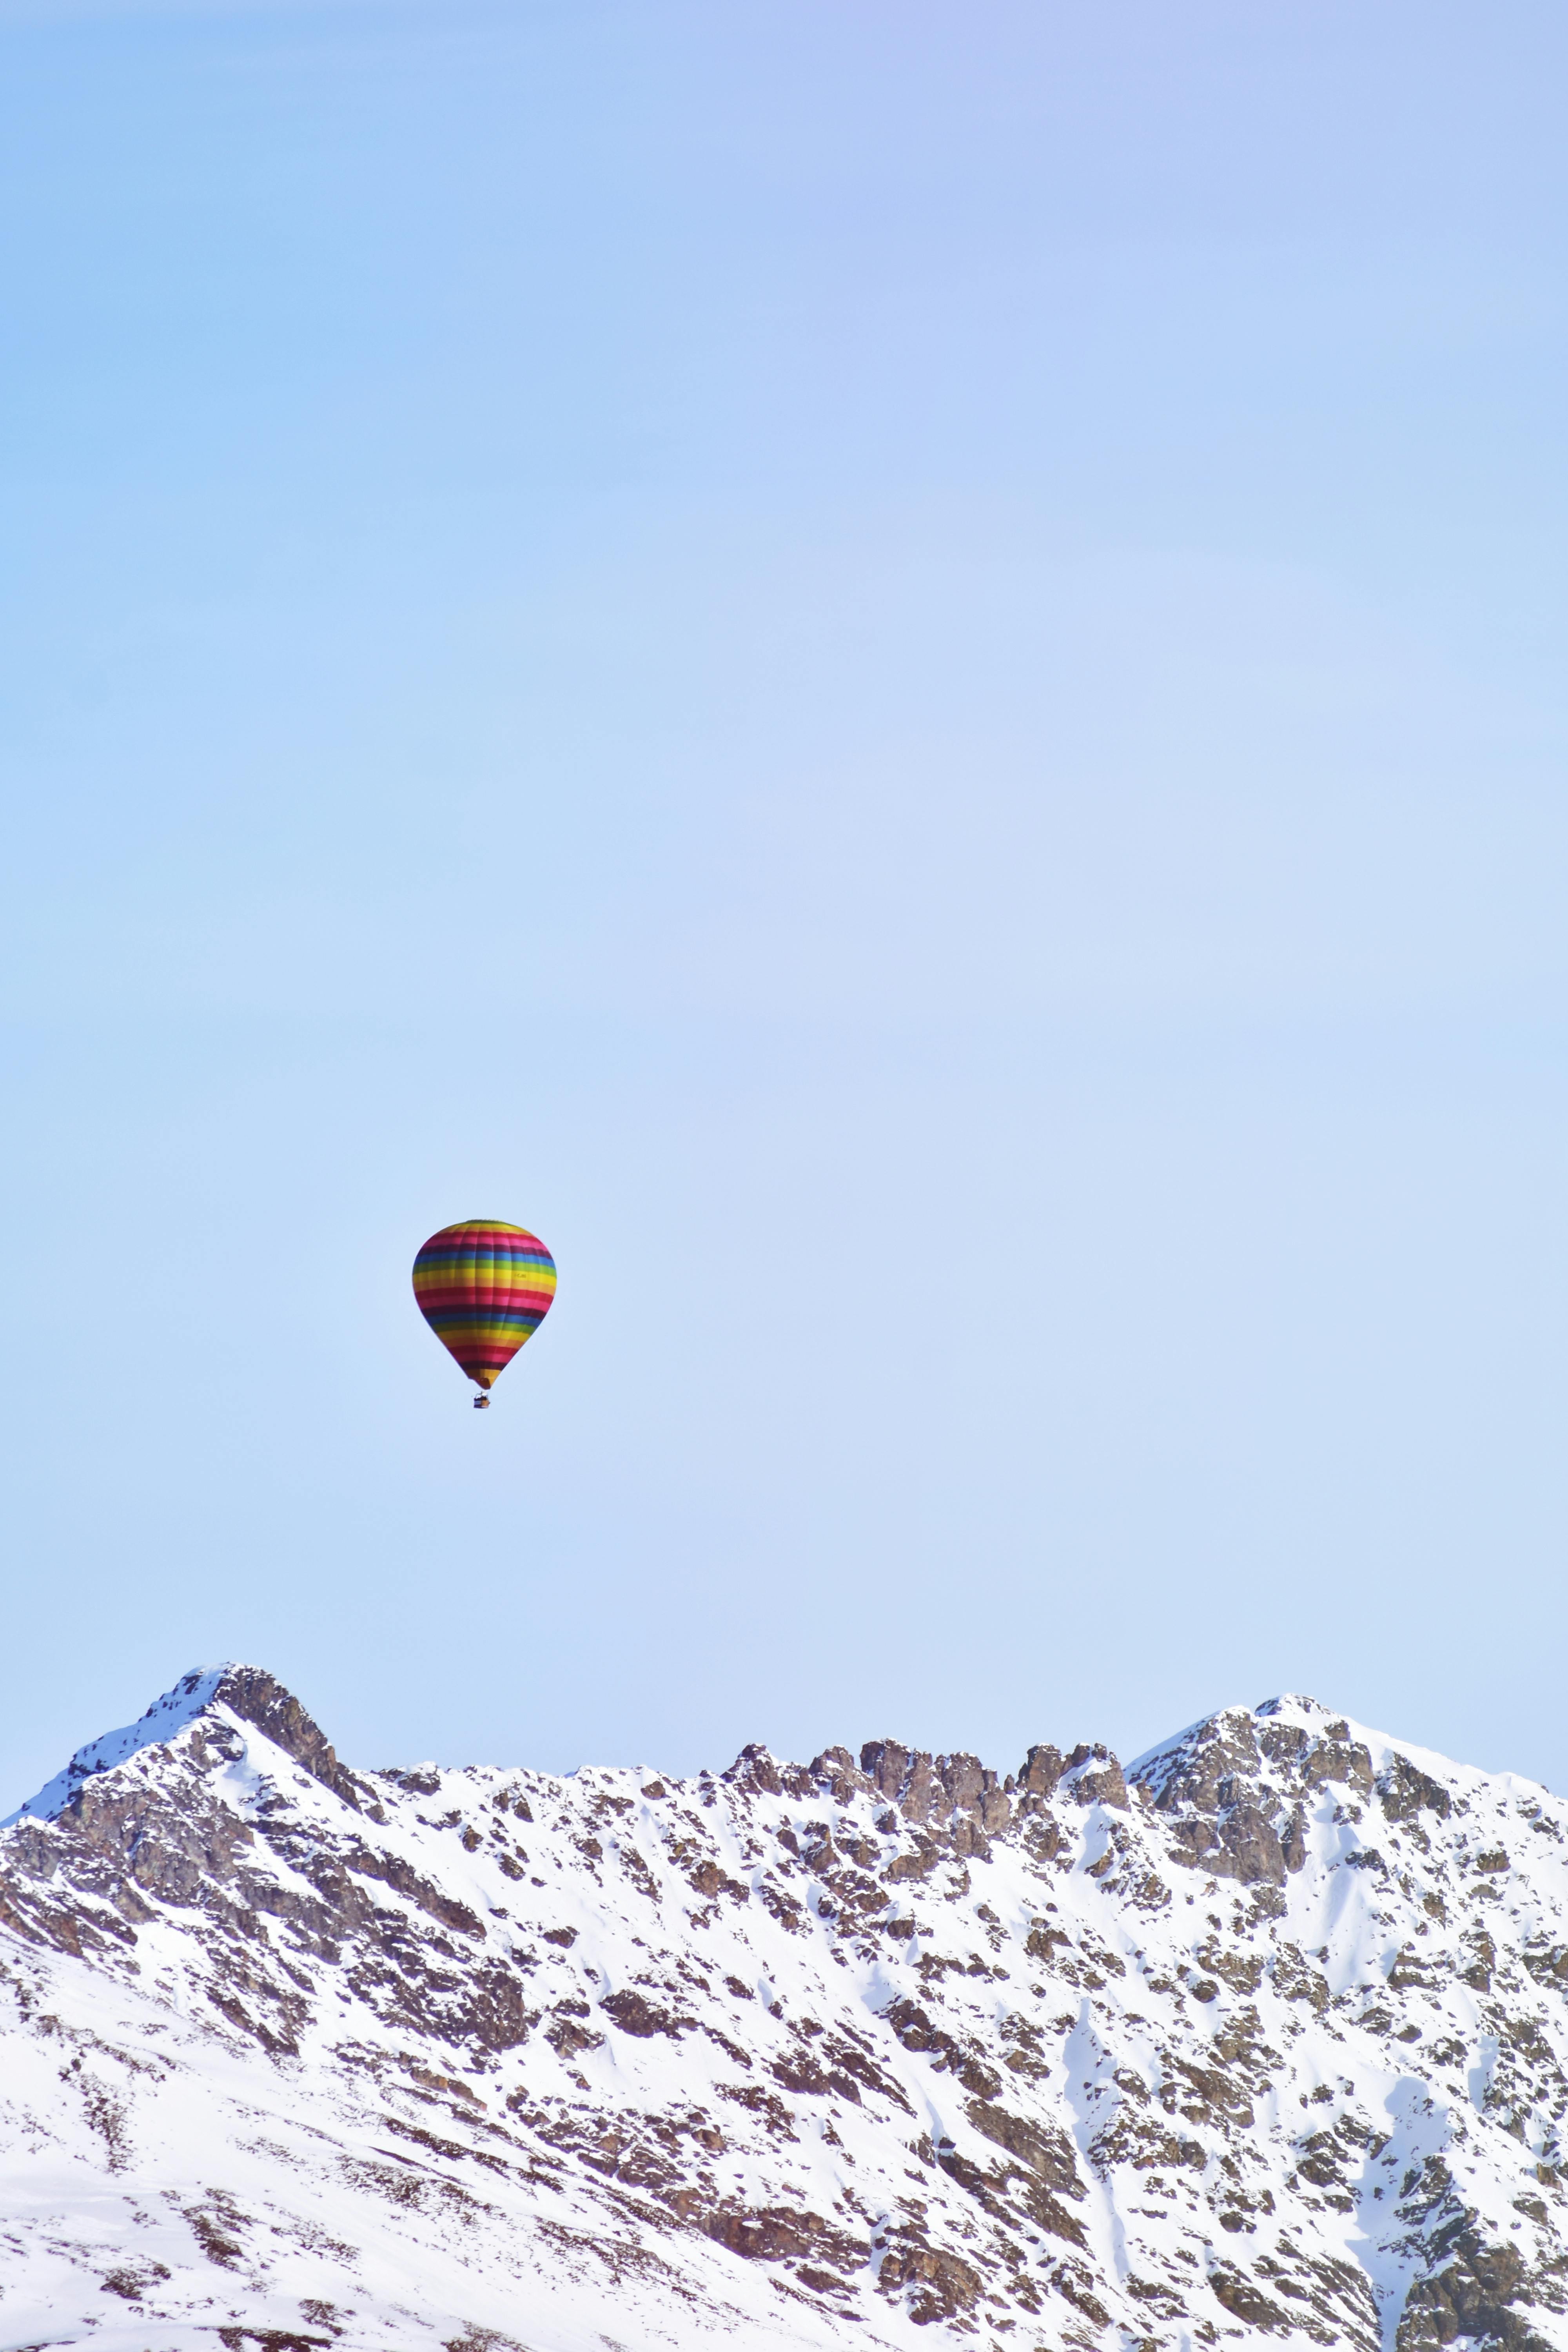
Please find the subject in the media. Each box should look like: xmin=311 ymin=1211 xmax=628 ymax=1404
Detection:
xmin=3 ymin=1668 xmax=1568 ymax=2350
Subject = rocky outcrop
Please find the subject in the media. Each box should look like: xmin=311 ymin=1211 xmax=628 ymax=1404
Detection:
xmin=209 ymin=1664 xmax=372 ymax=1813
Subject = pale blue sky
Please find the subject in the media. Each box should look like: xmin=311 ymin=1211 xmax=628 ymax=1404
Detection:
xmin=4 ymin=0 xmax=1568 ymax=1804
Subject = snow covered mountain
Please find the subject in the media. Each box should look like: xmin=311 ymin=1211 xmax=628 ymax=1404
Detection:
xmin=3 ymin=1668 xmax=1567 ymax=2352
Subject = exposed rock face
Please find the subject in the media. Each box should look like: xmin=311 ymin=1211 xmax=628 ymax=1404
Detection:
xmin=3 ymin=1673 xmax=1568 ymax=2350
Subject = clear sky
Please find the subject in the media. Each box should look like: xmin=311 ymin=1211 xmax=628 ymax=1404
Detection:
xmin=4 ymin=0 xmax=1568 ymax=1807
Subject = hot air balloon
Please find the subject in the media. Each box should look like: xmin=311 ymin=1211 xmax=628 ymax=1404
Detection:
xmin=412 ymin=1220 xmax=557 ymax=1407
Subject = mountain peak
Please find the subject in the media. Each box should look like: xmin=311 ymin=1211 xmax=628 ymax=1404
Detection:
xmin=1254 ymin=1690 xmax=1337 ymax=1719
xmin=3 ymin=1660 xmax=363 ymax=1826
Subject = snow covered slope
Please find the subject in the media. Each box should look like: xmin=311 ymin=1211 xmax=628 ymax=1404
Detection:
xmin=2 ymin=1668 xmax=1567 ymax=2352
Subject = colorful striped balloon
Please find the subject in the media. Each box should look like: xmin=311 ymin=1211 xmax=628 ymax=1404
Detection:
xmin=412 ymin=1220 xmax=557 ymax=1401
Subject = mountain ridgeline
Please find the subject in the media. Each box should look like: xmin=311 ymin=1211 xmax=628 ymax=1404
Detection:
xmin=2 ymin=1668 xmax=1567 ymax=2351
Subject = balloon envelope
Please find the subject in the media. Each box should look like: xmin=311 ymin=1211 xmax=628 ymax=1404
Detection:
xmin=412 ymin=1220 xmax=557 ymax=1392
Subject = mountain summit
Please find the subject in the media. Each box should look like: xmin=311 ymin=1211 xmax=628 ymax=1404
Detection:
xmin=2 ymin=1670 xmax=1566 ymax=2350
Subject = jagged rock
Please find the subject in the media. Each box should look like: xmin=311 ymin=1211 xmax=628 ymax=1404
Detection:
xmin=1018 ymin=1741 xmax=1065 ymax=1799
xmin=1396 ymin=2230 xmax=1557 ymax=2350
xmin=964 ymin=2096 xmax=1083 ymax=2192
xmin=877 ymin=2242 xmax=984 ymax=2321
xmin=1062 ymin=1742 xmax=1131 ymax=1810
xmin=1380 ymin=1754 xmax=1456 ymax=1827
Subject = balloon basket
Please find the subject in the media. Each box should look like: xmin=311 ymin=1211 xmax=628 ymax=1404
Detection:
xmin=474 ymin=1394 xmax=491 ymax=1410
